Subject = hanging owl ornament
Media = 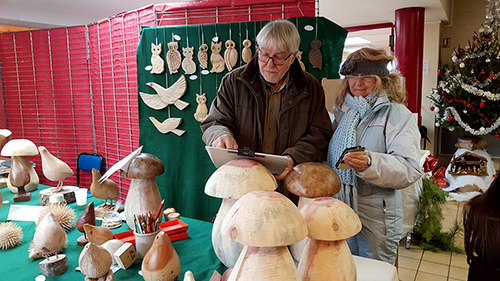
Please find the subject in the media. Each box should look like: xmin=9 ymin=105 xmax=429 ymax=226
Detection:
xmin=166 ymin=41 xmax=182 ymax=74
xmin=224 ymin=40 xmax=238 ymax=71
xmin=309 ymin=39 xmax=322 ymax=70
xmin=296 ymin=50 xmax=306 ymax=71
xmin=241 ymin=39 xmax=252 ymax=64
xmin=150 ymin=43 xmax=165 ymax=74
xmin=181 ymin=46 xmax=197 ymax=75
xmin=210 ymin=41 xmax=225 ymax=73
xmin=198 ymin=44 xmax=209 ymax=69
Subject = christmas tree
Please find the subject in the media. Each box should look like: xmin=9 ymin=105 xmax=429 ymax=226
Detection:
xmin=429 ymin=0 xmax=500 ymax=139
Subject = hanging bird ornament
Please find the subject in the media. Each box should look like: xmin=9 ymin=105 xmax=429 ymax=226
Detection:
xmin=224 ymin=39 xmax=238 ymax=71
xmin=139 ymin=75 xmax=188 ymax=111
xmin=198 ymin=44 xmax=209 ymax=69
xmin=210 ymin=41 xmax=225 ymax=73
xmin=309 ymin=39 xmax=323 ymax=70
xmin=181 ymin=46 xmax=197 ymax=75
xmin=242 ymin=39 xmax=253 ymax=64
xmin=149 ymin=117 xmax=185 ymax=136
xmin=150 ymin=43 xmax=165 ymax=74
xmin=166 ymin=41 xmax=182 ymax=74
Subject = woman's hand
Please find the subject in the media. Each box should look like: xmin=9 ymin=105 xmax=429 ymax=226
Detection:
xmin=212 ymin=134 xmax=238 ymax=149
xmin=343 ymin=152 xmax=370 ymax=171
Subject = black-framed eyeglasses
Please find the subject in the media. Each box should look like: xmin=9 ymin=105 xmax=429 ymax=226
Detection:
xmin=345 ymin=74 xmax=376 ymax=82
xmin=256 ymin=48 xmax=293 ymax=66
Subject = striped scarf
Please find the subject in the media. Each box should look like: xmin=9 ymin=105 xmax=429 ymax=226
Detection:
xmin=327 ymin=94 xmax=377 ymax=212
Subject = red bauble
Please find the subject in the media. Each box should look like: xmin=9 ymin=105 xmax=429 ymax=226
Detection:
xmin=441 ymin=91 xmax=446 ymax=95
xmin=430 ymin=106 xmax=435 ymax=111
xmin=447 ymin=116 xmax=453 ymax=121
xmin=481 ymin=71 xmax=485 ymax=75
xmin=494 ymin=134 xmax=499 ymax=139
xmin=437 ymin=71 xmax=441 ymax=76
xmin=473 ymin=78 xmax=477 ymax=82
xmin=480 ymin=101 xmax=485 ymax=108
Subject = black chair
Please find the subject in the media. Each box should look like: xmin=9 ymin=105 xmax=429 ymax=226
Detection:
xmin=76 ymin=153 xmax=104 ymax=187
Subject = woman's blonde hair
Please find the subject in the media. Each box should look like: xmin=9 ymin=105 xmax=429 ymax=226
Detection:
xmin=335 ymin=48 xmax=407 ymax=108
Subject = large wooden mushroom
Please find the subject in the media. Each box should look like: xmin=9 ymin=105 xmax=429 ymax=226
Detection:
xmin=284 ymin=162 xmax=341 ymax=261
xmin=298 ymin=197 xmax=361 ymax=281
xmin=1 ymin=139 xmax=39 ymax=200
xmin=121 ymin=153 xmax=164 ymax=230
xmin=221 ymin=190 xmax=307 ymax=281
xmin=205 ymin=159 xmax=277 ymax=268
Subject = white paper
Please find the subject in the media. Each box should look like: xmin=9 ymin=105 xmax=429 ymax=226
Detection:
xmin=7 ymin=205 xmax=44 ymax=221
xmin=99 ymin=146 xmax=143 ymax=183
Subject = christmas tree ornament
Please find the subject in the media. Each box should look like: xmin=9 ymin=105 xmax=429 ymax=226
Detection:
xmin=150 ymin=42 xmax=165 ymax=74
xmin=166 ymin=41 xmax=182 ymax=75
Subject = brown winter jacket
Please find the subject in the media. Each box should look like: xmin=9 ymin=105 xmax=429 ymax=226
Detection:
xmin=201 ymin=55 xmax=333 ymax=164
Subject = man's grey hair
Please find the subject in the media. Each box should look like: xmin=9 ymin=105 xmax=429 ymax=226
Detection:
xmin=256 ymin=19 xmax=300 ymax=53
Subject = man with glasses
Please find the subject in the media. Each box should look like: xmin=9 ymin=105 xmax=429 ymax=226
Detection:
xmin=201 ymin=19 xmax=333 ymax=201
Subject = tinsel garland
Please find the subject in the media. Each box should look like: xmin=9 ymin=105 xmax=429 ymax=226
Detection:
xmin=448 ymin=106 xmax=500 ymax=135
xmin=460 ymin=83 xmax=500 ymax=101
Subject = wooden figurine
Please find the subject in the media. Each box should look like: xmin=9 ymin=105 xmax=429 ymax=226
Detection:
xmin=1 ymin=139 xmax=39 ymax=195
xmin=142 ymin=231 xmax=181 ymax=281
xmin=9 ymin=155 xmax=32 ymax=202
xmin=296 ymin=51 xmax=306 ymax=71
xmin=0 ymin=221 xmax=23 ymax=249
xmin=241 ymin=39 xmax=252 ymax=64
xmin=224 ymin=39 xmax=238 ymax=71
xmin=151 ymin=43 xmax=165 ymax=74
xmin=146 ymin=77 xmax=189 ymax=110
xmin=184 ymin=271 xmax=196 ymax=281
xmin=83 ymin=223 xmax=114 ymax=245
xmin=37 ymin=203 xmax=76 ymax=232
xmin=101 ymin=239 xmax=125 ymax=265
xmin=79 ymin=242 xmax=114 ymax=281
xmin=221 ymin=190 xmax=307 ymax=281
xmin=198 ymin=44 xmax=209 ymax=69
xmin=181 ymin=46 xmax=197 ymax=74
xmin=205 ymin=159 xmax=277 ymax=268
xmin=149 ymin=117 xmax=185 ymax=136
xmin=34 ymin=212 xmax=68 ymax=276
xmin=38 ymin=146 xmax=78 ymax=205
xmin=193 ymin=93 xmax=208 ymax=122
xmin=284 ymin=162 xmax=341 ymax=261
xmin=298 ymin=197 xmax=361 ymax=281
xmin=121 ymin=153 xmax=164 ymax=230
xmin=90 ymin=168 xmax=119 ymax=207
xmin=76 ymin=202 xmax=96 ymax=246
xmin=309 ymin=39 xmax=323 ymax=70
xmin=210 ymin=41 xmax=225 ymax=73
xmin=0 ymin=129 xmax=11 ymax=148
xmin=166 ymin=42 xmax=182 ymax=74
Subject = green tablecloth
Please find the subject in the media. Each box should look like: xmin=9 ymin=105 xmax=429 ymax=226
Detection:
xmin=0 ymin=184 xmax=226 ymax=280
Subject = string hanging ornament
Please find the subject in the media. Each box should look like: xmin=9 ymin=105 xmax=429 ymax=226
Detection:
xmin=198 ymin=25 xmax=209 ymax=70
xmin=166 ymin=30 xmax=182 ymax=74
xmin=224 ymin=26 xmax=238 ymax=71
xmin=181 ymin=24 xmax=197 ymax=75
xmin=150 ymin=32 xmax=165 ymax=74
xmin=210 ymin=18 xmax=225 ymax=73
xmin=309 ymin=17 xmax=323 ymax=70
xmin=241 ymin=22 xmax=253 ymax=64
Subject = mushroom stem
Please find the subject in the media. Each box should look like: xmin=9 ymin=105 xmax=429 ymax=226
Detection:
xmin=212 ymin=198 xmax=242 ymax=268
xmin=8 ymin=155 xmax=39 ymax=193
xmin=124 ymin=178 xmax=162 ymax=229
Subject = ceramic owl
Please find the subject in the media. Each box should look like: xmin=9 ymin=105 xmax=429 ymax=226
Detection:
xmin=150 ymin=43 xmax=165 ymax=74
xmin=166 ymin=42 xmax=182 ymax=74
xmin=210 ymin=41 xmax=225 ymax=73
xmin=194 ymin=93 xmax=208 ymax=122
xmin=224 ymin=39 xmax=238 ymax=71
xmin=296 ymin=50 xmax=306 ymax=71
xmin=181 ymin=46 xmax=197 ymax=75
xmin=309 ymin=39 xmax=323 ymax=70
xmin=198 ymin=44 xmax=209 ymax=69
xmin=242 ymin=39 xmax=253 ymax=64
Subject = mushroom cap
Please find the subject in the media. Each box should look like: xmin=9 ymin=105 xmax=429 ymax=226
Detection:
xmin=1 ymin=139 xmax=38 ymax=157
xmin=300 ymin=197 xmax=361 ymax=241
xmin=120 ymin=153 xmax=164 ymax=179
xmin=221 ymin=190 xmax=307 ymax=247
xmin=284 ymin=162 xmax=341 ymax=198
xmin=205 ymin=159 xmax=277 ymax=199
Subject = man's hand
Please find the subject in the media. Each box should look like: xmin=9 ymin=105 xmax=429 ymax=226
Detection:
xmin=274 ymin=155 xmax=295 ymax=181
xmin=343 ymin=152 xmax=370 ymax=171
xmin=212 ymin=134 xmax=238 ymax=149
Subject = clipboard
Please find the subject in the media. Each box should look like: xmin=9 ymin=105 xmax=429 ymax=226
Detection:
xmin=205 ymin=146 xmax=289 ymax=174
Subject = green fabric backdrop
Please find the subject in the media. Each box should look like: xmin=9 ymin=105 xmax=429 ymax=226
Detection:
xmin=136 ymin=17 xmax=347 ymax=222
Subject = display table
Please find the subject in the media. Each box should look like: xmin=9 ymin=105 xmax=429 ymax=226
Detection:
xmin=0 ymin=184 xmax=226 ymax=280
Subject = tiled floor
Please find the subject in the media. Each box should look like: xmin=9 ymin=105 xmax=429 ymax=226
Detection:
xmin=398 ymin=200 xmax=469 ymax=281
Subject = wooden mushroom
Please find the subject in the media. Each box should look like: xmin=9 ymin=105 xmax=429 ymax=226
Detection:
xmin=142 ymin=230 xmax=181 ymax=281
xmin=205 ymin=159 xmax=277 ymax=268
xmin=284 ymin=162 xmax=341 ymax=261
xmin=1 ymin=139 xmax=39 ymax=197
xmin=79 ymin=242 xmax=114 ymax=280
xmin=121 ymin=153 xmax=164 ymax=230
xmin=298 ymin=197 xmax=361 ymax=281
xmin=221 ymin=190 xmax=307 ymax=281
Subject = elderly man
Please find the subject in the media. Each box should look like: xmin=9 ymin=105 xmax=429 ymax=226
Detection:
xmin=201 ymin=19 xmax=333 ymax=199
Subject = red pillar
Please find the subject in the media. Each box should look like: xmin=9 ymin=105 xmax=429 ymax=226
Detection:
xmin=394 ymin=7 xmax=425 ymax=121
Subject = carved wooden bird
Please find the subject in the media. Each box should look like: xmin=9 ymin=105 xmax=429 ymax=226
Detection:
xmin=79 ymin=242 xmax=113 ymax=280
xmin=38 ymin=146 xmax=74 ymax=193
xmin=139 ymin=75 xmax=188 ymax=111
xmin=224 ymin=39 xmax=238 ymax=71
xmin=90 ymin=168 xmax=119 ymax=205
xmin=198 ymin=44 xmax=209 ymax=69
xmin=142 ymin=231 xmax=181 ymax=281
xmin=149 ymin=117 xmax=185 ymax=136
xmin=33 ymin=212 xmax=66 ymax=260
xmin=83 ymin=223 xmax=114 ymax=245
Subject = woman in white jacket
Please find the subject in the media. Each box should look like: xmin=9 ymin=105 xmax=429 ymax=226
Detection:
xmin=327 ymin=48 xmax=423 ymax=265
